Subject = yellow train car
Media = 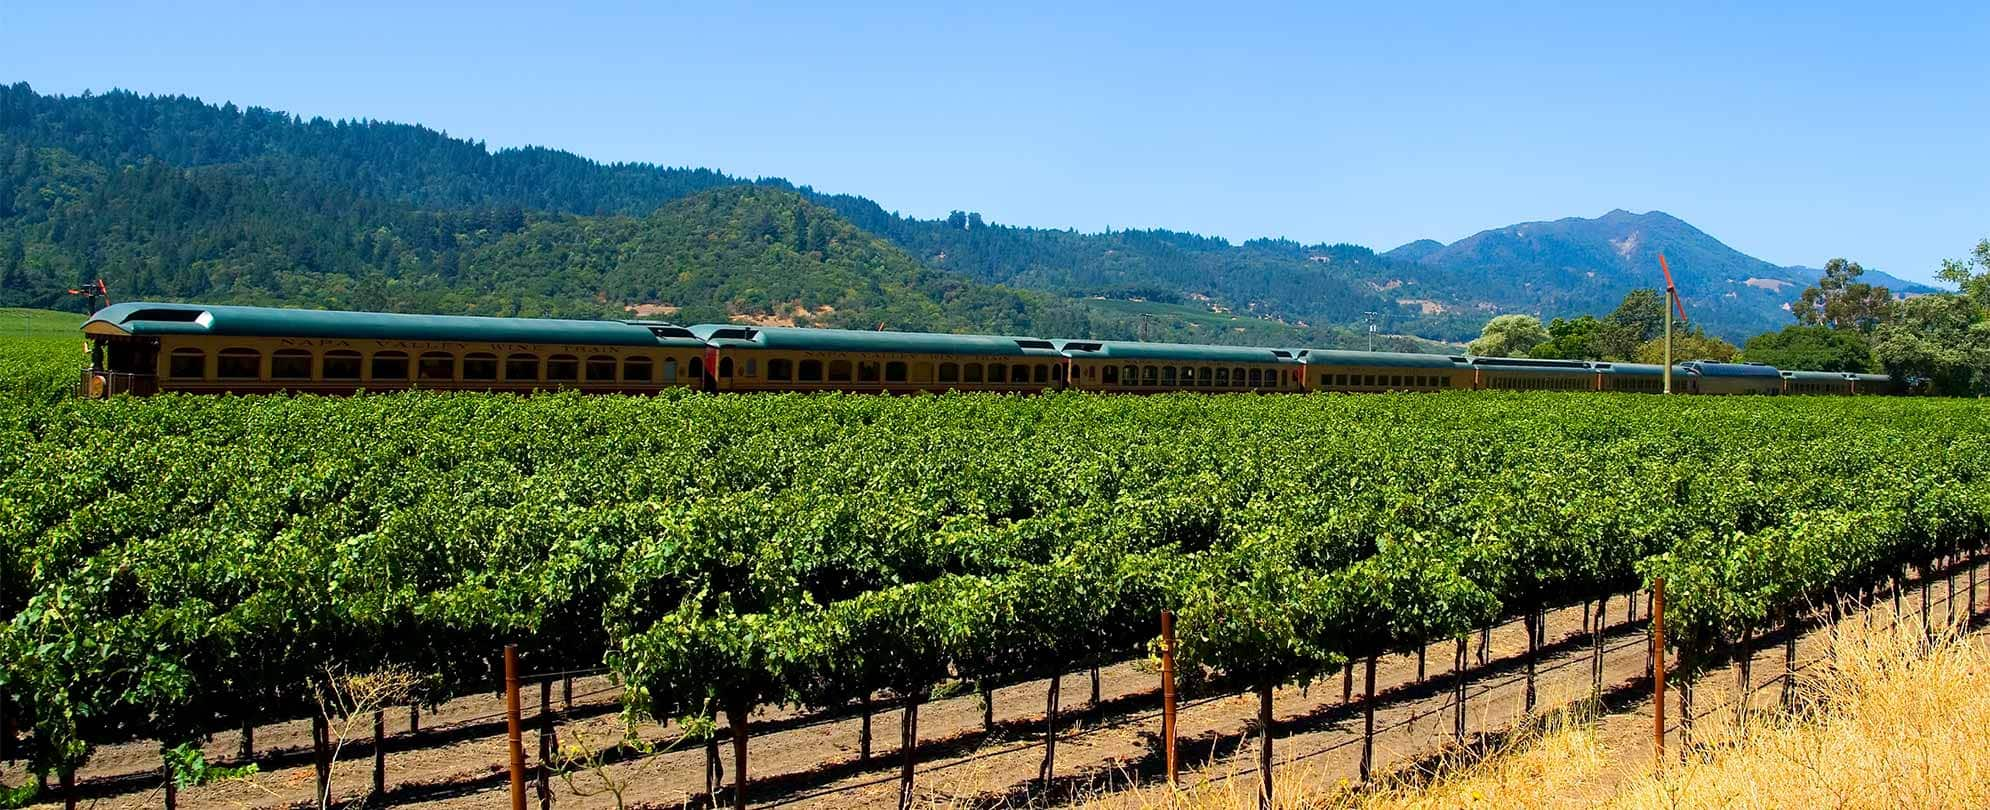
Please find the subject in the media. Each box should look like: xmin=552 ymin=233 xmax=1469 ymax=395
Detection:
xmin=1298 ymin=349 xmax=1471 ymax=392
xmin=688 ymin=324 xmax=1069 ymax=394
xmin=78 ymin=302 xmax=707 ymax=396
xmin=1055 ymin=340 xmax=1302 ymax=392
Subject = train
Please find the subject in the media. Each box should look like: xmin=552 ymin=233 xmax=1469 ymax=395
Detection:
xmin=76 ymin=301 xmax=1900 ymax=398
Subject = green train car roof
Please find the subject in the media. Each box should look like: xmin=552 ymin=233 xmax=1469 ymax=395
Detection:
xmin=1297 ymin=349 xmax=1468 ymax=369
xmin=1055 ymin=339 xmax=1297 ymax=364
xmin=1593 ymin=362 xmax=1690 ymax=377
xmin=1469 ymin=356 xmax=1596 ymax=375
xmin=1781 ymin=369 xmax=1856 ymax=382
xmin=1681 ymin=361 xmax=1784 ymax=379
xmin=687 ymin=324 xmax=1062 ymax=357
xmin=83 ymin=302 xmax=706 ymax=347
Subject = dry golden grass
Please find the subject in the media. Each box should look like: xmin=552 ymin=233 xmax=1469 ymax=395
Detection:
xmin=1074 ymin=607 xmax=1990 ymax=810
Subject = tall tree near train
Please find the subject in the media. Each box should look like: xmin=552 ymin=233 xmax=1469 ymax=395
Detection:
xmin=1793 ymin=259 xmax=1894 ymax=333
xmin=1872 ymin=239 xmax=1990 ymax=394
xmin=1741 ymin=326 xmax=1874 ymax=373
xmin=1634 ymin=329 xmax=1738 ymax=364
xmin=1467 ymin=314 xmax=1550 ymax=357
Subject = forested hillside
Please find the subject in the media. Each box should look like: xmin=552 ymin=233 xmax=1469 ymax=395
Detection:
xmin=2 ymin=82 xmax=1874 ymax=343
xmin=0 ymin=83 xmax=1441 ymax=348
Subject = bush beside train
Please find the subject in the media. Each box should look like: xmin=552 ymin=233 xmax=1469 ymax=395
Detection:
xmin=76 ymin=302 xmax=1903 ymax=398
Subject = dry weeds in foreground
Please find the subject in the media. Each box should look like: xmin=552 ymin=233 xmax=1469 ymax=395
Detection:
xmin=1072 ymin=606 xmax=1990 ymax=810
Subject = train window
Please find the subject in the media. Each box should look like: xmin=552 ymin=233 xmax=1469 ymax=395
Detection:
xmin=1142 ymin=366 xmax=1158 ymax=385
xmin=419 ymin=352 xmax=455 ymax=381
xmin=624 ymin=356 xmax=653 ymax=383
xmin=886 ymin=361 xmax=908 ymax=382
xmin=271 ymin=349 xmax=313 ymax=380
xmin=169 ymin=348 xmax=205 ymax=379
xmin=1215 ymin=368 xmax=1230 ymax=386
xmin=742 ymin=359 xmax=757 ymax=377
xmin=547 ymin=354 xmax=579 ymax=381
xmin=988 ymin=363 xmax=1007 ymax=383
xmin=217 ymin=348 xmax=262 ymax=379
xmin=371 ymin=351 xmax=410 ymax=380
xmin=719 ymin=358 xmax=734 ymax=379
xmin=1193 ymin=367 xmax=1208 ymax=387
xmin=767 ymin=359 xmax=793 ymax=381
xmin=1103 ymin=365 xmax=1119 ymax=385
xmin=1034 ymin=364 xmax=1048 ymax=384
xmin=939 ymin=363 xmax=959 ymax=383
xmin=1232 ymin=367 xmax=1244 ymax=386
xmin=964 ymin=363 xmax=984 ymax=383
xmin=323 ymin=350 xmax=361 ymax=380
xmin=829 ymin=359 xmax=853 ymax=382
xmin=1251 ymin=369 xmax=1265 ymax=387
xmin=858 ymin=362 xmax=880 ymax=382
xmin=1051 ymin=364 xmax=1065 ymax=382
xmin=799 ymin=359 xmax=823 ymax=382
xmin=688 ymin=356 xmax=705 ymax=380
xmin=1161 ymin=367 xmax=1177 ymax=386
xmin=1121 ymin=365 xmax=1136 ymax=384
xmin=662 ymin=358 xmax=678 ymax=383
xmin=464 ymin=353 xmax=499 ymax=381
xmin=585 ymin=356 xmax=617 ymax=382
xmin=506 ymin=354 xmax=541 ymax=381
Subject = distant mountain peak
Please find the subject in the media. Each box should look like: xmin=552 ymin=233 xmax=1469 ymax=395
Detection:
xmin=1380 ymin=239 xmax=1445 ymax=263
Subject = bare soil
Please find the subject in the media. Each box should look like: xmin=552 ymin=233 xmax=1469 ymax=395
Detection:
xmin=8 ymin=560 xmax=1979 ymax=810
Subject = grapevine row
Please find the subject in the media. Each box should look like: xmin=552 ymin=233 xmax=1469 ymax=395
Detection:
xmin=3 ymin=335 xmax=1988 ymax=803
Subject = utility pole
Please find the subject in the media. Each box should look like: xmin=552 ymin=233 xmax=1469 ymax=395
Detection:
xmin=1658 ymin=254 xmax=1685 ymax=394
xmin=1363 ymin=311 xmax=1380 ymax=352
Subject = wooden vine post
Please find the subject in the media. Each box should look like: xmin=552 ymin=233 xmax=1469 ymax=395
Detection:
xmin=538 ymin=680 xmax=554 ymax=810
xmin=373 ymin=708 xmax=387 ymax=799
xmin=1452 ymin=636 xmax=1467 ymax=744
xmin=1590 ymin=596 xmax=1607 ymax=701
xmin=1256 ymin=680 xmax=1274 ymax=810
xmin=505 ymin=645 xmax=526 ymax=810
xmin=1523 ymin=609 xmax=1539 ymax=714
xmin=858 ymin=694 xmax=873 ymax=766
xmin=1781 ymin=607 xmax=1798 ymax=711
xmin=1160 ymin=609 xmax=1179 ymax=787
xmin=895 ymin=688 xmax=928 ymax=810
xmin=1651 ymin=579 xmax=1666 ymax=769
xmin=1958 ymin=553 xmax=1974 ymax=624
xmin=1039 ymin=676 xmax=1061 ymax=792
xmin=1360 ymin=655 xmax=1378 ymax=782
xmin=727 ymin=701 xmax=749 ymax=810
xmin=311 ymin=712 xmax=332 ymax=810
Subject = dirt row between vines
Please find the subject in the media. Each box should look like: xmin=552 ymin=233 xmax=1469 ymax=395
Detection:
xmin=11 ymin=560 xmax=1981 ymax=809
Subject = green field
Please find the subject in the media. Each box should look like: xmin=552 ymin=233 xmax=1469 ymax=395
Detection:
xmin=0 ymin=307 xmax=84 ymax=339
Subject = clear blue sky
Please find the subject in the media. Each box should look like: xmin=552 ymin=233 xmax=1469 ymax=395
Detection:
xmin=5 ymin=1 xmax=1986 ymax=283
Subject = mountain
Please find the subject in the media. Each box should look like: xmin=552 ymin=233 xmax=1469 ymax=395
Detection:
xmin=0 ymin=82 xmax=1919 ymax=344
xmin=1384 ymin=210 xmax=1937 ymax=339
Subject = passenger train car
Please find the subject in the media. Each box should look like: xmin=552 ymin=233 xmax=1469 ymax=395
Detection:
xmin=77 ymin=302 xmax=1903 ymax=398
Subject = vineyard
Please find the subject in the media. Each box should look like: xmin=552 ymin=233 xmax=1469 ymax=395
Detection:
xmin=3 ymin=334 xmax=1990 ymax=808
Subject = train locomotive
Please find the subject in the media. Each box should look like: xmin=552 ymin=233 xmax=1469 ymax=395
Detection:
xmin=77 ymin=302 xmax=1900 ymax=399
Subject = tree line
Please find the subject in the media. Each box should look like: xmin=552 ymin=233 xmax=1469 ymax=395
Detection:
xmin=1466 ymin=243 xmax=1990 ymax=392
